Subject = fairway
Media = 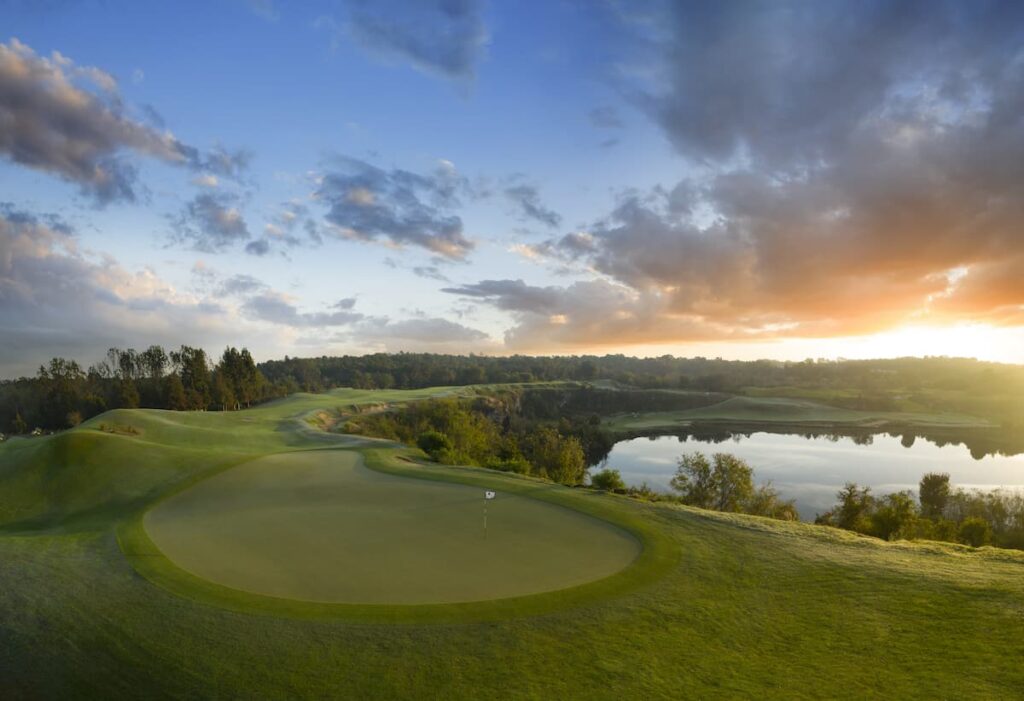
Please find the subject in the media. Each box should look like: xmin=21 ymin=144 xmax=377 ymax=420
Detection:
xmin=144 ymin=450 xmax=640 ymax=604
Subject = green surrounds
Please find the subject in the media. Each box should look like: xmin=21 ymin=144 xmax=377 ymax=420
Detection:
xmin=118 ymin=445 xmax=676 ymax=623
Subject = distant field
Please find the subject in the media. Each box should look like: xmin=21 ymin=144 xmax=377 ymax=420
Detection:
xmin=145 ymin=450 xmax=638 ymax=604
xmin=3 ymin=384 xmax=1024 ymax=698
xmin=604 ymin=395 xmax=993 ymax=433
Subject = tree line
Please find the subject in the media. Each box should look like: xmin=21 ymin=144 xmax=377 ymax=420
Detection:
xmin=4 ymin=348 xmax=1022 ymax=434
xmin=344 ymin=397 xmax=590 ymax=486
xmin=645 ymin=452 xmax=1024 ymax=551
xmin=1 ymin=345 xmax=285 ymax=434
xmin=816 ymin=473 xmax=1024 ymax=549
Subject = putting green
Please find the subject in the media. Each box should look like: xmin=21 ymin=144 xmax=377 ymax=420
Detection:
xmin=143 ymin=450 xmax=640 ymax=604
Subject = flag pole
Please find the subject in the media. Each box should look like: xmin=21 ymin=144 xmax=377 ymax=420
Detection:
xmin=483 ymin=497 xmax=488 ymax=540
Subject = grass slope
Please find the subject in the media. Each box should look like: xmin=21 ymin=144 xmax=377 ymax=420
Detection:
xmin=1 ymin=386 xmax=1023 ymax=699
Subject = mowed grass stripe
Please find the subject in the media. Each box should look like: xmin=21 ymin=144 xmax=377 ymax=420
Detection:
xmin=143 ymin=450 xmax=641 ymax=605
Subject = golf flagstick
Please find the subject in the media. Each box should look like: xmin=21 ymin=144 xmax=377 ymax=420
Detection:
xmin=484 ymin=490 xmax=496 ymax=539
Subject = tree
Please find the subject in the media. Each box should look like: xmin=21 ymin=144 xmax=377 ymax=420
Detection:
xmin=870 ymin=491 xmax=918 ymax=541
xmin=164 ymin=374 xmax=188 ymax=411
xmin=919 ymin=472 xmax=951 ymax=520
xmin=832 ymin=482 xmax=874 ymax=532
xmin=118 ymin=379 xmax=140 ymax=409
xmin=211 ymin=372 xmax=235 ymax=412
xmin=176 ymin=346 xmax=211 ymax=409
xmin=744 ymin=482 xmax=798 ymax=521
xmin=671 ymin=452 xmax=754 ymax=513
xmin=958 ymin=517 xmax=992 ymax=547
xmin=12 ymin=411 xmax=27 ymax=434
xmin=709 ymin=453 xmax=754 ymax=512
xmin=671 ymin=452 xmax=715 ymax=508
xmin=524 ymin=427 xmax=586 ymax=484
xmin=590 ymin=468 xmax=626 ymax=491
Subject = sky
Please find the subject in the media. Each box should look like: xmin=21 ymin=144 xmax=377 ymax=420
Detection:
xmin=1 ymin=0 xmax=1023 ymax=377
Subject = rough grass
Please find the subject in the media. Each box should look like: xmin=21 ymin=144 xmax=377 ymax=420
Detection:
xmin=2 ymin=386 xmax=1024 ymax=699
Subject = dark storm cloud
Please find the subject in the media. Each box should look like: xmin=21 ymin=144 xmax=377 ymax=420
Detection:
xmin=315 ymin=156 xmax=474 ymax=259
xmin=333 ymin=0 xmax=487 ymax=80
xmin=171 ymin=192 xmax=251 ymax=252
xmin=504 ymin=183 xmax=562 ymax=229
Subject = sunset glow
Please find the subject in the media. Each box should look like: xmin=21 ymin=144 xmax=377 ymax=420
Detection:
xmin=1 ymin=2 xmax=1022 ymax=374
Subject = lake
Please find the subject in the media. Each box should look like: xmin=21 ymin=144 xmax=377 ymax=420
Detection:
xmin=595 ymin=431 xmax=1024 ymax=520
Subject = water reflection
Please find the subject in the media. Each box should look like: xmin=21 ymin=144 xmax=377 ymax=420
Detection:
xmin=596 ymin=431 xmax=1024 ymax=520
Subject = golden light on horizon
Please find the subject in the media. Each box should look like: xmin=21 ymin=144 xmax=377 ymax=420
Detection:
xmin=609 ymin=323 xmax=1024 ymax=365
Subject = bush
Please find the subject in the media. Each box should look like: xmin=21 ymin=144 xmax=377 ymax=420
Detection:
xmin=416 ymin=430 xmax=453 ymax=460
xmin=958 ymin=517 xmax=992 ymax=547
xmin=590 ymin=468 xmax=626 ymax=491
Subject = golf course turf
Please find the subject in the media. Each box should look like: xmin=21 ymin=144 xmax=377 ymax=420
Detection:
xmin=143 ymin=450 xmax=639 ymax=604
xmin=3 ymin=385 xmax=1024 ymax=698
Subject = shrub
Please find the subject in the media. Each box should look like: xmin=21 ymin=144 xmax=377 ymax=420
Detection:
xmin=590 ymin=468 xmax=626 ymax=491
xmin=958 ymin=517 xmax=992 ymax=547
xmin=416 ymin=430 xmax=453 ymax=460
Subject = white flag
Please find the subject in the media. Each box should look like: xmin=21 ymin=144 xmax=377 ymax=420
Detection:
xmin=484 ymin=490 xmax=496 ymax=500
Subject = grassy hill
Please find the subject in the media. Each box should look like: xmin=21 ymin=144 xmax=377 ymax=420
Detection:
xmin=1 ymin=387 xmax=1023 ymax=699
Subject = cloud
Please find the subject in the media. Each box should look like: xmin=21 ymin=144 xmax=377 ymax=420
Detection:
xmin=322 ymin=0 xmax=488 ymax=81
xmin=244 ymin=239 xmax=270 ymax=256
xmin=315 ymin=156 xmax=474 ymax=259
xmin=171 ymin=192 xmax=251 ymax=252
xmin=634 ymin=2 xmax=1024 ymax=172
xmin=0 ymin=38 xmax=250 ymax=204
xmin=0 ymin=208 xmax=232 ymax=376
xmin=504 ymin=183 xmax=562 ymax=228
xmin=461 ymin=0 xmax=1024 ymax=349
xmin=241 ymin=293 xmax=363 ymax=327
xmin=216 ymin=274 xmax=267 ymax=296
xmin=412 ymin=265 xmax=450 ymax=282
xmin=0 ymin=38 xmax=192 ymax=203
xmin=352 ymin=316 xmax=488 ymax=344
xmin=589 ymin=105 xmax=623 ymax=129
xmin=191 ymin=146 xmax=251 ymax=182
xmin=246 ymin=0 xmax=277 ymax=21
xmin=442 ymin=277 xmax=731 ymax=350
xmin=236 ymin=286 xmax=488 ymax=348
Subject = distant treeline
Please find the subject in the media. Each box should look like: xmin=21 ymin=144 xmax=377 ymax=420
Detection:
xmin=0 ymin=345 xmax=285 ymax=434
xmin=2 ymin=349 xmax=1022 ymax=434
xmin=259 ymin=353 xmax=1024 ymax=426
